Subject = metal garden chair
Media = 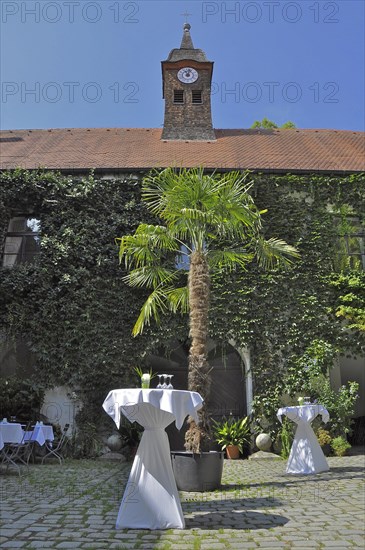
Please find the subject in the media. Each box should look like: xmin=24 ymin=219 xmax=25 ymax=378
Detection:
xmin=41 ymin=423 xmax=70 ymax=465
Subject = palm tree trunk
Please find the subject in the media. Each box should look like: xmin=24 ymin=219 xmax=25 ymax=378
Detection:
xmin=185 ymin=250 xmax=212 ymax=452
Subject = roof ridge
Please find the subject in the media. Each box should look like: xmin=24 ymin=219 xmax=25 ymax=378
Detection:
xmin=1 ymin=127 xmax=364 ymax=134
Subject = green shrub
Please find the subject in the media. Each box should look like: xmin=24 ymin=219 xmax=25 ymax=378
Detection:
xmin=316 ymin=427 xmax=332 ymax=446
xmin=331 ymin=436 xmax=351 ymax=457
xmin=309 ymin=375 xmax=359 ymax=437
xmin=0 ymin=376 xmax=44 ymax=421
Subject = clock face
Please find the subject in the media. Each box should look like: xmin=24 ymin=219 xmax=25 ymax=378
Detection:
xmin=177 ymin=67 xmax=199 ymax=84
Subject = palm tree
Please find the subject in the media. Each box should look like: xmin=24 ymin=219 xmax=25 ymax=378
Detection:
xmin=118 ymin=167 xmax=299 ymax=452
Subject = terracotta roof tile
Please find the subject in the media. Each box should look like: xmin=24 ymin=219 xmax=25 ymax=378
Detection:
xmin=0 ymin=127 xmax=364 ymax=173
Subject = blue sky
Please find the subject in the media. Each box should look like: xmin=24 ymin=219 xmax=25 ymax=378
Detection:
xmin=1 ymin=0 xmax=364 ymax=131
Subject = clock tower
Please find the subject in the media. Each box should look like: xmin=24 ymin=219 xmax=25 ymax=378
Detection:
xmin=161 ymin=23 xmax=215 ymax=141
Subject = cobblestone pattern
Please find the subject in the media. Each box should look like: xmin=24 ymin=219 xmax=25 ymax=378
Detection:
xmin=1 ymin=454 xmax=364 ymax=549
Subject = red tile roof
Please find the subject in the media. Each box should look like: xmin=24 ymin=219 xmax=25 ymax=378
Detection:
xmin=0 ymin=127 xmax=364 ymax=173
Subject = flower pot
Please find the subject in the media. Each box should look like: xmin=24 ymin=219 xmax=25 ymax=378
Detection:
xmin=226 ymin=445 xmax=240 ymax=459
xmin=171 ymin=450 xmax=224 ymax=492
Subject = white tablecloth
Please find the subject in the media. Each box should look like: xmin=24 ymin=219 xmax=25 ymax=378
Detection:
xmin=0 ymin=423 xmax=23 ymax=450
xmin=277 ymin=404 xmax=330 ymax=474
xmin=102 ymin=389 xmax=203 ymax=529
xmin=24 ymin=425 xmax=55 ymax=446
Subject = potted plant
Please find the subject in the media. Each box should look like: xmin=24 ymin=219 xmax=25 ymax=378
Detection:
xmin=316 ymin=427 xmax=332 ymax=456
xmin=213 ymin=416 xmax=251 ymax=459
xmin=118 ymin=167 xmax=299 ymax=490
xmin=331 ymin=436 xmax=351 ymax=457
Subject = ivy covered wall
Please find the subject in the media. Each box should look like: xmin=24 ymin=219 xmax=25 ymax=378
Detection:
xmin=0 ymin=169 xmax=364 ymax=435
xmin=209 ymin=173 xmax=364 ymax=432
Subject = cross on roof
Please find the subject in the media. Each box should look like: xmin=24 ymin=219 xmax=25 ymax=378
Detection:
xmin=181 ymin=11 xmax=192 ymax=23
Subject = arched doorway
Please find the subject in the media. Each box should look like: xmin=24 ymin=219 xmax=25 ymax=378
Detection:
xmin=147 ymin=339 xmax=248 ymax=450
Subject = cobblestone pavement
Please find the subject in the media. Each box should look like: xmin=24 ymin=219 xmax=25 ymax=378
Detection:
xmin=1 ymin=452 xmax=364 ymax=549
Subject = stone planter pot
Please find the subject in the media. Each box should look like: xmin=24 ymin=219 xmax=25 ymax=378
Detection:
xmin=171 ymin=451 xmax=224 ymax=492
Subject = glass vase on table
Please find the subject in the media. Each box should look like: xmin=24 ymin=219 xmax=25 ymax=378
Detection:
xmin=141 ymin=374 xmax=151 ymax=389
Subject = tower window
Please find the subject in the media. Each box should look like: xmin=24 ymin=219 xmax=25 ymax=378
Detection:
xmin=174 ymin=90 xmax=184 ymax=104
xmin=192 ymin=90 xmax=202 ymax=104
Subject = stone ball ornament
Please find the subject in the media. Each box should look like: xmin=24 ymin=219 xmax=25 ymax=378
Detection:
xmin=107 ymin=434 xmax=122 ymax=452
xmin=255 ymin=433 xmax=272 ymax=451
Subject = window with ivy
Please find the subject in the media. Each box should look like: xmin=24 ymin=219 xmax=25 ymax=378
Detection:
xmin=341 ymin=229 xmax=365 ymax=270
xmin=2 ymin=217 xmax=41 ymax=267
xmin=332 ymin=211 xmax=365 ymax=271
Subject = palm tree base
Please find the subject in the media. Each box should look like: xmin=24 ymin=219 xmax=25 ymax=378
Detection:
xmin=184 ymin=419 xmax=212 ymax=453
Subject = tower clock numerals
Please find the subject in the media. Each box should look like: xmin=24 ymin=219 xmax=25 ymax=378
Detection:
xmin=177 ymin=67 xmax=199 ymax=84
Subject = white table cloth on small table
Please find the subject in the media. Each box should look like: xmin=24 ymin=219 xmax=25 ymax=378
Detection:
xmin=277 ymin=404 xmax=330 ymax=474
xmin=0 ymin=422 xmax=23 ymax=450
xmin=0 ymin=423 xmax=25 ymax=470
xmin=102 ymin=388 xmax=203 ymax=529
xmin=24 ymin=424 xmax=55 ymax=446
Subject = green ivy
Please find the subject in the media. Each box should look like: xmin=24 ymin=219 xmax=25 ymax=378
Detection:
xmin=0 ymin=376 xmax=44 ymax=421
xmin=210 ymin=172 xmax=364 ymax=435
xmin=0 ymin=170 xmax=185 ymax=418
xmin=0 ymin=169 xmax=364 ymax=441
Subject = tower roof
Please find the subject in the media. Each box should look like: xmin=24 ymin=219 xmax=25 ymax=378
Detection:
xmin=180 ymin=23 xmax=194 ymax=49
xmin=165 ymin=23 xmax=210 ymax=63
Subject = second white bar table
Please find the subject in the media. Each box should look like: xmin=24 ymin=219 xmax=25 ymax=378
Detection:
xmin=277 ymin=404 xmax=330 ymax=475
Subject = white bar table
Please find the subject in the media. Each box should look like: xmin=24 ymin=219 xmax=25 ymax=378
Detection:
xmin=277 ymin=404 xmax=330 ymax=474
xmin=102 ymin=388 xmax=203 ymax=529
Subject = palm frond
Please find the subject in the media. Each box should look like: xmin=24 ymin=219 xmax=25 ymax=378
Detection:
xmin=165 ymin=286 xmax=189 ymax=314
xmin=134 ymin=224 xmax=179 ymax=251
xmin=208 ymin=249 xmax=254 ymax=270
xmin=132 ymin=288 xmax=168 ymax=336
xmin=255 ymin=237 xmax=300 ymax=270
xmin=123 ymin=266 xmax=178 ymax=289
xmin=117 ymin=234 xmax=158 ymax=269
xmin=132 ymin=284 xmax=189 ymax=336
xmin=117 ymin=224 xmax=179 ymax=269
